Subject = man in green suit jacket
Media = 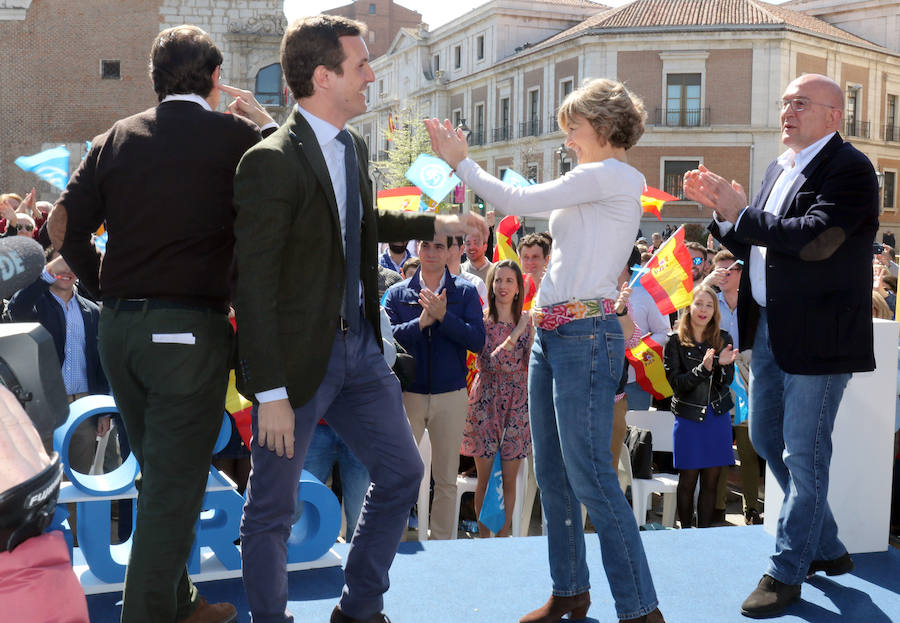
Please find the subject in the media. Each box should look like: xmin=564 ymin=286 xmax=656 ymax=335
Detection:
xmin=233 ymin=15 xmax=484 ymax=623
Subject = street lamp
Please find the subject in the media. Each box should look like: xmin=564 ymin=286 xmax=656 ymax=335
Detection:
xmin=556 ymin=142 xmax=570 ymax=176
xmin=457 ymin=119 xmax=472 ymax=145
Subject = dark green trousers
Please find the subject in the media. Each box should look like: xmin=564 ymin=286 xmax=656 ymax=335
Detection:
xmin=98 ymin=305 xmax=233 ymax=623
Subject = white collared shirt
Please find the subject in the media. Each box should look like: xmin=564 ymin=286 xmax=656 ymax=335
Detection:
xmin=256 ymin=105 xmax=363 ymax=405
xmin=718 ymin=132 xmax=835 ymax=307
xmin=161 ymin=93 xmax=212 ymax=110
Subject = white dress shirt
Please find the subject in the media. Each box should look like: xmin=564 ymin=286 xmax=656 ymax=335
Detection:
xmin=257 ymin=105 xmax=362 ymax=404
xmin=717 ymin=132 xmax=835 ymax=307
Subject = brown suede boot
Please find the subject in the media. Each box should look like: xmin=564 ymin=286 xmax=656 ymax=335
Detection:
xmin=620 ymin=607 xmax=666 ymax=623
xmin=519 ymin=592 xmax=590 ymax=623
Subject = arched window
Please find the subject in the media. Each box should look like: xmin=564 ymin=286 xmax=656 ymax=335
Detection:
xmin=255 ymin=63 xmax=283 ymax=106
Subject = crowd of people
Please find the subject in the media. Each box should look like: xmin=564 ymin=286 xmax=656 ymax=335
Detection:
xmin=1 ymin=12 xmax=898 ymax=623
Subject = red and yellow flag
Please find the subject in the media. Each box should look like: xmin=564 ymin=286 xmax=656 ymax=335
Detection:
xmin=377 ymin=186 xmax=422 ymax=211
xmin=225 ymin=370 xmax=253 ymax=447
xmin=640 ymin=226 xmax=693 ymax=314
xmin=522 ymin=273 xmax=537 ymax=310
xmin=492 ymin=214 xmax=521 ymax=263
xmin=640 ymin=186 xmax=679 ymax=220
xmin=625 ymin=335 xmax=674 ymax=400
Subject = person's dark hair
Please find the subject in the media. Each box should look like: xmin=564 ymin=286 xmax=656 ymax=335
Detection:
xmin=884 ymin=274 xmax=898 ymax=294
xmin=149 ymin=25 xmax=223 ymax=101
xmin=684 ymin=241 xmax=708 ymax=258
xmin=624 ymin=245 xmax=642 ymax=273
xmin=539 ymin=231 xmax=552 ymax=246
xmin=43 ymin=245 xmax=57 ymax=262
xmin=518 ymin=232 xmax=550 ymax=258
xmin=485 ymin=260 xmax=525 ymax=325
xmin=281 ymin=15 xmax=365 ymax=101
xmin=401 ymin=257 xmax=420 ymax=277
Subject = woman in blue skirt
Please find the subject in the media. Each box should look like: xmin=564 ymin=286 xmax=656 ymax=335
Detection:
xmin=664 ymin=284 xmax=737 ymax=527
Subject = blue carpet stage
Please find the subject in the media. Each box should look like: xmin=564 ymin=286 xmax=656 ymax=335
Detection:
xmin=87 ymin=527 xmax=900 ymax=622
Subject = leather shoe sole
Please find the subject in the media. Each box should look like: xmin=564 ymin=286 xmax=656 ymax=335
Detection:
xmin=330 ymin=606 xmax=391 ymax=623
xmin=807 ymin=552 xmax=854 ymax=577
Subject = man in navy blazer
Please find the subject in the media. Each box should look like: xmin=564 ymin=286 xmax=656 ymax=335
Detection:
xmin=684 ymin=73 xmax=879 ymax=618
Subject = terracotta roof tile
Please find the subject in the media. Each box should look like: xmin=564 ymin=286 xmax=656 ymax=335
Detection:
xmin=537 ymin=0 xmax=875 ymax=49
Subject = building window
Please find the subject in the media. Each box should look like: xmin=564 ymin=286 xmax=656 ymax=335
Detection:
xmin=433 ymin=54 xmax=440 ymax=73
xmin=846 ymin=85 xmax=860 ymax=136
xmin=452 ymin=109 xmax=462 ymax=129
xmin=526 ymin=163 xmax=539 ymax=183
xmin=378 ymin=79 xmax=384 ymax=95
xmin=662 ymin=159 xmax=700 ymax=199
xmin=496 ymin=96 xmax=510 ymax=141
xmin=454 ymin=45 xmax=462 ymax=69
xmin=560 ymin=78 xmax=574 ymax=103
xmin=886 ymin=95 xmax=898 ymax=142
xmin=476 ymin=35 xmax=484 ymax=61
xmin=885 ymin=170 xmax=897 ymax=211
xmin=100 ymin=60 xmax=120 ymax=80
xmin=522 ymin=88 xmax=540 ymax=136
xmin=254 ymin=63 xmax=283 ymax=106
xmin=369 ymin=3 xmax=376 ymax=13
xmin=666 ymin=73 xmax=702 ymax=126
xmin=473 ymin=102 xmax=485 ymax=145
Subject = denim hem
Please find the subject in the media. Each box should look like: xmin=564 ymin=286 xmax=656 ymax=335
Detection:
xmin=551 ymin=585 xmax=591 ymax=597
xmin=764 ymin=564 xmax=803 ymax=588
xmin=616 ymin=600 xmax=660 ymax=621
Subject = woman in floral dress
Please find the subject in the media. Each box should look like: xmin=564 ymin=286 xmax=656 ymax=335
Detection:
xmin=462 ymin=259 xmax=533 ymax=537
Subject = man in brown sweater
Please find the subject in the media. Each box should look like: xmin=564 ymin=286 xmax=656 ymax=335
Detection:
xmin=48 ymin=25 xmax=274 ymax=623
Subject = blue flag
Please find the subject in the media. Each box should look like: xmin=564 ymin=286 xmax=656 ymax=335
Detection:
xmin=15 ymin=145 xmax=70 ymax=190
xmin=93 ymin=231 xmax=108 ymax=254
xmin=405 ymin=154 xmax=460 ymax=203
xmin=501 ymin=168 xmax=536 ymax=188
xmin=731 ymin=371 xmax=749 ymax=425
xmin=477 ymin=451 xmax=506 ymax=534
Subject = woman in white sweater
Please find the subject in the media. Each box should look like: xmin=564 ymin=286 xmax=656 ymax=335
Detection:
xmin=426 ymin=79 xmax=664 ymax=623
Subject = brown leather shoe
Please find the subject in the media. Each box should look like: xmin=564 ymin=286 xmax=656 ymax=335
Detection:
xmin=519 ymin=592 xmax=590 ymax=623
xmin=179 ymin=597 xmax=237 ymax=623
xmin=620 ymin=607 xmax=666 ymax=622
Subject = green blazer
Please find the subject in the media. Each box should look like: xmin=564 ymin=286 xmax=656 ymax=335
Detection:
xmin=233 ymin=108 xmax=435 ymax=406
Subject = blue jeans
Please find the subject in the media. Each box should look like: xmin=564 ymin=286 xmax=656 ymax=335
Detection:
xmin=529 ymin=315 xmax=658 ymax=620
xmin=749 ymin=310 xmax=850 ymax=585
xmin=304 ymin=423 xmax=371 ymax=538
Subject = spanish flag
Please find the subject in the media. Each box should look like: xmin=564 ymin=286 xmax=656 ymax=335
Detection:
xmin=625 ymin=335 xmax=674 ymax=400
xmin=639 ymin=225 xmax=693 ymax=314
xmin=377 ymin=186 xmax=422 ymax=211
xmin=640 ymin=185 xmax=679 ymax=220
xmin=492 ymin=214 xmax=521 ymax=263
xmin=225 ymin=370 xmax=254 ymax=448
xmin=522 ymin=273 xmax=537 ymax=310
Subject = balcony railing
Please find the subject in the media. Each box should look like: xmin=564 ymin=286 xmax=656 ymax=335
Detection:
xmin=651 ymin=108 xmax=710 ymax=127
xmin=883 ymin=123 xmax=899 ymax=142
xmin=469 ymin=130 xmax=486 ymax=146
xmin=844 ymin=120 xmax=870 ymax=139
xmin=492 ymin=126 xmax=512 ymax=142
xmin=519 ymin=119 xmax=543 ymax=137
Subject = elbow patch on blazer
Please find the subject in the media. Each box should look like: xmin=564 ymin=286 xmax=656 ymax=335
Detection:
xmin=799 ymin=227 xmax=845 ymax=261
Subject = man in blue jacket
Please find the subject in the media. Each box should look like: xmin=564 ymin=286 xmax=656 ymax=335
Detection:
xmin=8 ymin=247 xmax=109 ymax=467
xmin=384 ymin=235 xmax=485 ymax=539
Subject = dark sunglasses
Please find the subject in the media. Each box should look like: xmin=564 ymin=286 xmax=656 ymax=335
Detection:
xmin=16 ymin=224 xmax=34 ymax=232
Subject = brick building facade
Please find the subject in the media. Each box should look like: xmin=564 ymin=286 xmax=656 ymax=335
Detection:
xmin=0 ymin=0 xmax=283 ymax=199
xmin=322 ymin=0 xmax=422 ymax=59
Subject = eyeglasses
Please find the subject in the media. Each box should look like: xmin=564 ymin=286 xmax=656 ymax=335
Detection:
xmin=777 ymin=98 xmax=839 ymax=113
xmin=16 ymin=224 xmax=34 ymax=232
xmin=691 ymin=256 xmax=703 ymax=266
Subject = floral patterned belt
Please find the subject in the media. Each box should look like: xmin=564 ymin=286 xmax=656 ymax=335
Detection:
xmin=533 ymin=298 xmax=617 ymax=331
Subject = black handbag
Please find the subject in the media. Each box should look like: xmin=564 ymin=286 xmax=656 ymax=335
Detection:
xmin=624 ymin=426 xmax=653 ymax=480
